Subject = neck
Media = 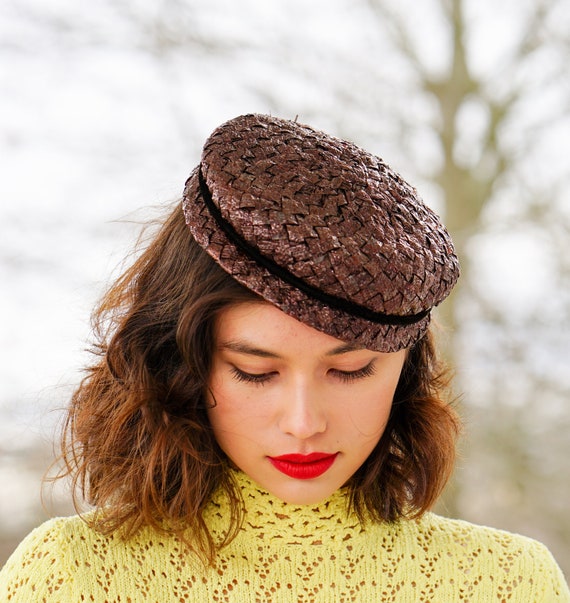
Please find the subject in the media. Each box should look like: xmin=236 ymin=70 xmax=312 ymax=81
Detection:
xmin=203 ymin=470 xmax=366 ymax=547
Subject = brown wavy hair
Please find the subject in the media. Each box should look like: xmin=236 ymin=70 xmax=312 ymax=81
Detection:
xmin=57 ymin=201 xmax=460 ymax=565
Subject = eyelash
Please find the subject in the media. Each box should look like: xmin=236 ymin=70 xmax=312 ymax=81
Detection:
xmin=331 ymin=361 xmax=376 ymax=383
xmin=230 ymin=361 xmax=376 ymax=386
xmin=230 ymin=367 xmax=275 ymax=386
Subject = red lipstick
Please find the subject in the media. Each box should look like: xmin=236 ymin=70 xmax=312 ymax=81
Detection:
xmin=268 ymin=452 xmax=338 ymax=479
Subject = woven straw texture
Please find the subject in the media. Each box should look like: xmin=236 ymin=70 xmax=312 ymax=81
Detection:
xmin=183 ymin=114 xmax=459 ymax=352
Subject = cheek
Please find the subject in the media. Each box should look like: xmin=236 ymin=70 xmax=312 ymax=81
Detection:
xmin=206 ymin=386 xmax=239 ymax=434
xmin=206 ymin=394 xmax=275 ymax=464
xmin=343 ymin=399 xmax=392 ymax=440
xmin=206 ymin=381 xmax=269 ymax=438
xmin=341 ymin=380 xmax=398 ymax=439
xmin=206 ymin=398 xmax=247 ymax=455
xmin=206 ymin=375 xmax=234 ymax=436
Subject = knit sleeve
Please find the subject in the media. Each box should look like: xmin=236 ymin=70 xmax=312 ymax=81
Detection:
xmin=532 ymin=540 xmax=570 ymax=602
xmin=0 ymin=518 xmax=72 ymax=602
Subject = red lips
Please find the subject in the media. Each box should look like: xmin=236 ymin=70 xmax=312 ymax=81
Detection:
xmin=268 ymin=452 xmax=338 ymax=479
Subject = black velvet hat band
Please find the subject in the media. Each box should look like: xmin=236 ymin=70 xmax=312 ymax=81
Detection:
xmin=183 ymin=114 xmax=460 ymax=352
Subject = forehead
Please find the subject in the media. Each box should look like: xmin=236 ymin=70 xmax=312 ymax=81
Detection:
xmin=214 ymin=302 xmax=363 ymax=356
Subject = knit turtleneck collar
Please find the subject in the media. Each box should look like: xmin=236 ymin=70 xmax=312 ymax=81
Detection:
xmin=204 ymin=470 xmax=368 ymax=547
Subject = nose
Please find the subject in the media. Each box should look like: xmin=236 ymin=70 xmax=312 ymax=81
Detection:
xmin=278 ymin=379 xmax=327 ymax=439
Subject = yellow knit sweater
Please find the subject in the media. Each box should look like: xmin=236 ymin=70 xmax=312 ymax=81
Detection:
xmin=1 ymin=471 xmax=568 ymax=602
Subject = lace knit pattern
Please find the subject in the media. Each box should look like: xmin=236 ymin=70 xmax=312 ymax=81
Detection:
xmin=1 ymin=472 xmax=568 ymax=602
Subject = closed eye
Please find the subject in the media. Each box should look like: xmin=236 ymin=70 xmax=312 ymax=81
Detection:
xmin=329 ymin=360 xmax=376 ymax=383
xmin=230 ymin=366 xmax=276 ymax=386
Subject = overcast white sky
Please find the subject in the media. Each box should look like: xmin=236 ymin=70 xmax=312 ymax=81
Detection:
xmin=1 ymin=0 xmax=569 ymax=538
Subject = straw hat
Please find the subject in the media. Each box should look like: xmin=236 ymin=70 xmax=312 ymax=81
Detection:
xmin=182 ymin=114 xmax=459 ymax=352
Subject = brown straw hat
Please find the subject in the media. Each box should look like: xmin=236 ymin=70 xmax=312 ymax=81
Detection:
xmin=182 ymin=114 xmax=460 ymax=352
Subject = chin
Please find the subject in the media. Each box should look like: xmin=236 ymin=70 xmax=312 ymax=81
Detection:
xmin=268 ymin=478 xmax=342 ymax=506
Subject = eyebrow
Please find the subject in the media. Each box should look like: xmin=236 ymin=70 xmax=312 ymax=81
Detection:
xmin=325 ymin=342 xmax=365 ymax=356
xmin=220 ymin=340 xmax=365 ymax=359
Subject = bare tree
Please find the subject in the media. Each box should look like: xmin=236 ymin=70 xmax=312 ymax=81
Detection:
xmin=234 ymin=0 xmax=570 ymax=571
xmin=3 ymin=0 xmax=569 ymax=572
xmin=311 ymin=0 xmax=570 ymax=569
xmin=132 ymin=0 xmax=570 ymax=567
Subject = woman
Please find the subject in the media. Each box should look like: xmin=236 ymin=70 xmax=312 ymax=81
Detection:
xmin=1 ymin=114 xmax=567 ymax=601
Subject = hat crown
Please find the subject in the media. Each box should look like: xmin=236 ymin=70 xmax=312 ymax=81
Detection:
xmin=199 ymin=114 xmax=458 ymax=317
xmin=183 ymin=113 xmax=460 ymax=351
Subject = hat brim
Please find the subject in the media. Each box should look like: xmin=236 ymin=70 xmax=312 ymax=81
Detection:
xmin=183 ymin=168 xmax=430 ymax=352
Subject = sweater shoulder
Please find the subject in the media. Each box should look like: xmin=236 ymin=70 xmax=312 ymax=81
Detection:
xmin=0 ymin=513 xmax=191 ymax=602
xmin=409 ymin=513 xmax=570 ymax=600
xmin=417 ymin=512 xmax=554 ymax=554
xmin=0 ymin=515 xmax=85 ymax=602
xmin=0 ymin=514 xmax=86 ymax=567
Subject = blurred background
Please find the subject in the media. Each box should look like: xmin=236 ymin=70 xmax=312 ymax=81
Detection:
xmin=1 ymin=0 xmax=569 ymax=575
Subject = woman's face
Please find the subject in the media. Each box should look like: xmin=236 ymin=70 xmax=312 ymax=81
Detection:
xmin=207 ymin=302 xmax=406 ymax=505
